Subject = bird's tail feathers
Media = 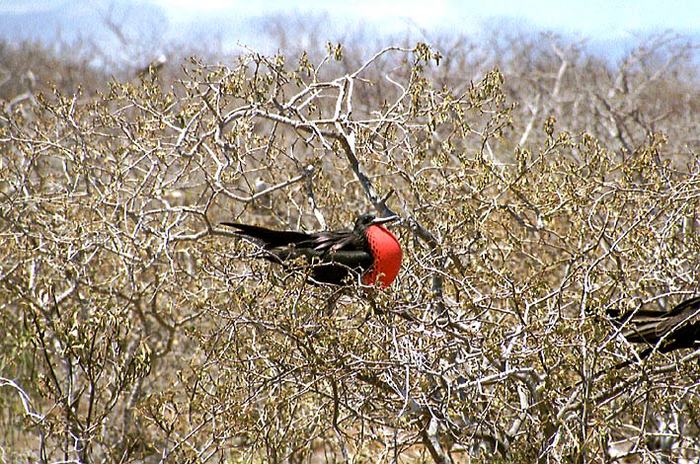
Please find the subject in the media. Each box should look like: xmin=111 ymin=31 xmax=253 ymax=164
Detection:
xmin=222 ymin=222 xmax=314 ymax=248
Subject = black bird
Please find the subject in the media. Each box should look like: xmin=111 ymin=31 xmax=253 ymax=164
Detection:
xmin=610 ymin=296 xmax=700 ymax=360
xmin=222 ymin=213 xmax=402 ymax=287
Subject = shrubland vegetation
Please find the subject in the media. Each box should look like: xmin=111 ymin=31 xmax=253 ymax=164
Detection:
xmin=2 ymin=25 xmax=700 ymax=463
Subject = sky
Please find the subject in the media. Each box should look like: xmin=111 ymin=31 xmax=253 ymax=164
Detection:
xmin=145 ymin=0 xmax=700 ymax=38
xmin=1 ymin=0 xmax=699 ymax=60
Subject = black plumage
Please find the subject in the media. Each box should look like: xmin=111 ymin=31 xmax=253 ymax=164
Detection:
xmin=222 ymin=214 xmax=391 ymax=285
xmin=610 ymin=296 xmax=700 ymax=359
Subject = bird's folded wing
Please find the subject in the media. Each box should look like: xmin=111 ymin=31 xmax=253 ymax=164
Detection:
xmin=613 ymin=297 xmax=700 ymax=345
xmin=222 ymin=222 xmax=315 ymax=249
xmin=273 ymin=248 xmax=372 ymax=269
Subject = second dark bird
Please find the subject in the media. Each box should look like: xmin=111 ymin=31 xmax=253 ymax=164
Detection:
xmin=610 ymin=296 xmax=700 ymax=360
xmin=222 ymin=213 xmax=402 ymax=288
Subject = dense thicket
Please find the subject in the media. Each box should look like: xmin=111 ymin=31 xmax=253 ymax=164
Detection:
xmin=2 ymin=32 xmax=700 ymax=463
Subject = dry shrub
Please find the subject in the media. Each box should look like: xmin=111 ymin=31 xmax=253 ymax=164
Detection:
xmin=1 ymin=35 xmax=700 ymax=463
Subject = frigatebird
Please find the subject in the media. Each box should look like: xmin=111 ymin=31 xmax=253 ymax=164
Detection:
xmin=610 ymin=296 xmax=700 ymax=360
xmin=222 ymin=213 xmax=402 ymax=288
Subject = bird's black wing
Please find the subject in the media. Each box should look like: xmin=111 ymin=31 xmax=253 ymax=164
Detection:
xmin=221 ymin=222 xmax=316 ymax=249
xmin=612 ymin=296 xmax=700 ymax=352
xmin=307 ymin=229 xmax=353 ymax=250
xmin=309 ymin=229 xmax=373 ymax=268
xmin=223 ymin=222 xmax=372 ymax=285
xmin=655 ymin=297 xmax=700 ymax=351
xmin=300 ymin=230 xmax=373 ymax=284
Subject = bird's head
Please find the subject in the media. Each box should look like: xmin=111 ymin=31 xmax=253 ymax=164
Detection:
xmin=354 ymin=213 xmax=399 ymax=233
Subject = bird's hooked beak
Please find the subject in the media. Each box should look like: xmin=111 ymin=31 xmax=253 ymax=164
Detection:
xmin=371 ymin=215 xmax=400 ymax=226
